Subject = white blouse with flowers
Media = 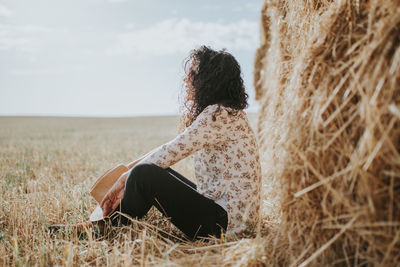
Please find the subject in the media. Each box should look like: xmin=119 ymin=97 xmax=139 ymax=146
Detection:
xmin=140 ymin=104 xmax=262 ymax=235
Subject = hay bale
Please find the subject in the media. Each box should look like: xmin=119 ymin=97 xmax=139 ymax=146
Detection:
xmin=255 ymin=0 xmax=400 ymax=265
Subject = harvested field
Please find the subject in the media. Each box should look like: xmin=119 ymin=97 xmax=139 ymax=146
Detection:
xmin=0 ymin=114 xmax=271 ymax=266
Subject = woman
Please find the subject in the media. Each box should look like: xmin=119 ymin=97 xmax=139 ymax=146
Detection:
xmin=100 ymin=46 xmax=262 ymax=240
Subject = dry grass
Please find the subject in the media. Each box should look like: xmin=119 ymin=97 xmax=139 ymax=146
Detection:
xmin=0 ymin=114 xmax=272 ymax=266
xmin=254 ymin=0 xmax=400 ymax=266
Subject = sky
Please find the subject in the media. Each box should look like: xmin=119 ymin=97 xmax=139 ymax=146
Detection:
xmin=0 ymin=0 xmax=263 ymax=117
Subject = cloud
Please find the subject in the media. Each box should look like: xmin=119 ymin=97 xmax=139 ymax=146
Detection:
xmin=8 ymin=68 xmax=64 ymax=75
xmin=107 ymin=18 xmax=259 ymax=56
xmin=0 ymin=4 xmax=12 ymax=17
xmin=202 ymin=4 xmax=222 ymax=10
xmin=107 ymin=0 xmax=128 ymax=3
xmin=0 ymin=24 xmax=52 ymax=52
xmin=233 ymin=3 xmax=261 ymax=12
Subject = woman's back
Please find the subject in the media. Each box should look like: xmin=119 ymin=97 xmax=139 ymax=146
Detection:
xmin=193 ymin=104 xmax=261 ymax=235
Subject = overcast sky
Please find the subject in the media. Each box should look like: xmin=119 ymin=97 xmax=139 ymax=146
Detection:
xmin=0 ymin=0 xmax=262 ymax=117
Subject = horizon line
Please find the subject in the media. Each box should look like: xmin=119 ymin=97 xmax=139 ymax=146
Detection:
xmin=0 ymin=110 xmax=259 ymax=119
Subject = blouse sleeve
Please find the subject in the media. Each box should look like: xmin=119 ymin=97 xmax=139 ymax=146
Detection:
xmin=139 ymin=105 xmax=229 ymax=169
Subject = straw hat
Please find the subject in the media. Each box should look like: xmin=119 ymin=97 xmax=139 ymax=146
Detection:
xmin=89 ymin=164 xmax=129 ymax=222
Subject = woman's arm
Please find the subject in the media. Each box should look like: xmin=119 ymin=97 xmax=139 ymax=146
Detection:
xmin=126 ymin=147 xmax=159 ymax=169
xmin=139 ymin=105 xmax=230 ymax=169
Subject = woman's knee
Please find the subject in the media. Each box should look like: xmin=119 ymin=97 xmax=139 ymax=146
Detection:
xmin=126 ymin=163 xmax=160 ymax=187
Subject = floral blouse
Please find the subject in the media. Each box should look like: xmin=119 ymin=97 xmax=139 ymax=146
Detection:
xmin=140 ymin=104 xmax=262 ymax=235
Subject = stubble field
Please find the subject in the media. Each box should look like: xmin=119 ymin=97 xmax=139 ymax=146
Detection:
xmin=0 ymin=114 xmax=267 ymax=266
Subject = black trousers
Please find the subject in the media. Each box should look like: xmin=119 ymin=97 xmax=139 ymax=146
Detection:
xmin=111 ymin=163 xmax=228 ymax=240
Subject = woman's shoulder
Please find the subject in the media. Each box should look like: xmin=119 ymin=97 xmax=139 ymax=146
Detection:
xmin=202 ymin=104 xmax=244 ymax=116
xmin=202 ymin=104 xmax=220 ymax=113
xmin=196 ymin=105 xmax=247 ymax=131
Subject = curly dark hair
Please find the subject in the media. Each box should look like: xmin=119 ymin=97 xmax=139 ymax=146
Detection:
xmin=179 ymin=45 xmax=248 ymax=129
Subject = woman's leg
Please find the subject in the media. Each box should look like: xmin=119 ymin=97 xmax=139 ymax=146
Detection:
xmin=114 ymin=163 xmax=227 ymax=240
xmin=165 ymin=167 xmax=197 ymax=189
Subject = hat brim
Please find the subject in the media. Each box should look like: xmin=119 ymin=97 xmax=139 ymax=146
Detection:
xmin=90 ymin=164 xmax=128 ymax=204
xmin=89 ymin=205 xmax=120 ymax=222
xmin=90 ymin=205 xmax=106 ymax=222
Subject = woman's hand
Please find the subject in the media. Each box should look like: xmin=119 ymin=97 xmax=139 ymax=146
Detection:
xmin=100 ymin=171 xmax=130 ymax=217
